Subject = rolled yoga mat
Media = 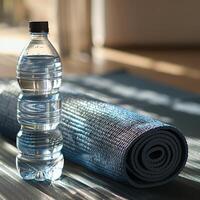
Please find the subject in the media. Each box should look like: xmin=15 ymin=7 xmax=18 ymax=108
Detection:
xmin=0 ymin=81 xmax=188 ymax=188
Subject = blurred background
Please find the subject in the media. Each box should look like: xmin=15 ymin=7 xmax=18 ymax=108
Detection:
xmin=0 ymin=0 xmax=200 ymax=93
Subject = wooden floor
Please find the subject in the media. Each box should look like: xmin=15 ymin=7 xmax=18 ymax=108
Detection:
xmin=2 ymin=47 xmax=200 ymax=94
xmin=92 ymin=47 xmax=200 ymax=94
xmin=0 ymin=54 xmax=17 ymax=77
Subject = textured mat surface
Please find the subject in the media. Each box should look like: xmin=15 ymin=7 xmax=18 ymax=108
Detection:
xmin=0 ymin=78 xmax=188 ymax=188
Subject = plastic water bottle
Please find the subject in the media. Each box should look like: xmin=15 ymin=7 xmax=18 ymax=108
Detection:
xmin=16 ymin=21 xmax=64 ymax=181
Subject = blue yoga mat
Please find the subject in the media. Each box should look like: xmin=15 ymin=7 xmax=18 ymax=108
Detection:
xmin=0 ymin=79 xmax=188 ymax=188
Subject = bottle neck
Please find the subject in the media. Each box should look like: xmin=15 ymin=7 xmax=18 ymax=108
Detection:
xmin=31 ymin=32 xmax=48 ymax=39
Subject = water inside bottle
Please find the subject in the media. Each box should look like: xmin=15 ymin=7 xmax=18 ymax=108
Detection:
xmin=16 ymin=54 xmax=64 ymax=181
xmin=17 ymin=55 xmax=62 ymax=94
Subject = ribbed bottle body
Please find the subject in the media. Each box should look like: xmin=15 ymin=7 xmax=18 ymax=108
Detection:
xmin=16 ymin=28 xmax=64 ymax=181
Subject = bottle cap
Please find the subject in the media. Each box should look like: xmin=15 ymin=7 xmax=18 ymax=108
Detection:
xmin=29 ymin=21 xmax=49 ymax=33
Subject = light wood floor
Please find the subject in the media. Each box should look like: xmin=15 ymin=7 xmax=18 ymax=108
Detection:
xmin=1 ymin=47 xmax=200 ymax=94
xmin=92 ymin=47 xmax=200 ymax=94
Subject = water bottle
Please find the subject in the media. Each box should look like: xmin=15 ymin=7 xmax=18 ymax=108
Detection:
xmin=16 ymin=21 xmax=64 ymax=181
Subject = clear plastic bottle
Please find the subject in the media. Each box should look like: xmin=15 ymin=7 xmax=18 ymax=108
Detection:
xmin=16 ymin=21 xmax=64 ymax=181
